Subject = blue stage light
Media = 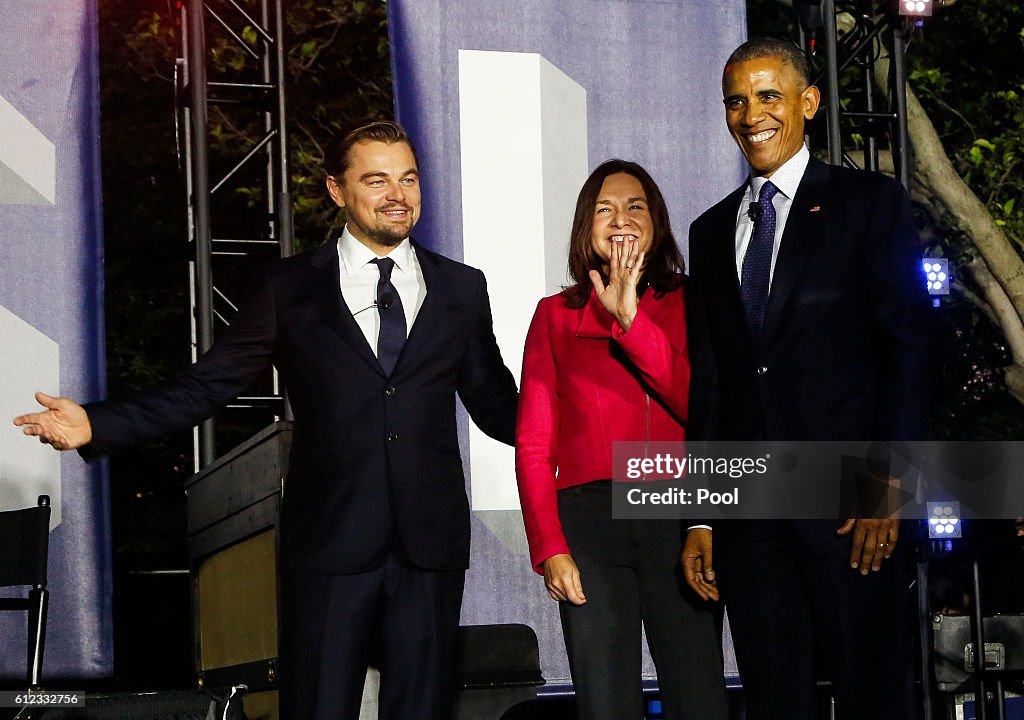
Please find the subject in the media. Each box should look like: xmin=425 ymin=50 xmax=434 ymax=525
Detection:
xmin=927 ymin=502 xmax=962 ymax=539
xmin=922 ymin=258 xmax=950 ymax=296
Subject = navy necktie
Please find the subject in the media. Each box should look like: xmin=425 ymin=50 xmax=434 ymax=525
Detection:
xmin=740 ymin=180 xmax=779 ymax=336
xmin=371 ymin=257 xmax=406 ymax=375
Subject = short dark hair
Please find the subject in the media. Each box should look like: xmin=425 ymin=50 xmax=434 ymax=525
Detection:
xmin=324 ymin=120 xmax=419 ymax=177
xmin=725 ymin=37 xmax=811 ymax=88
xmin=564 ymin=159 xmax=683 ymax=309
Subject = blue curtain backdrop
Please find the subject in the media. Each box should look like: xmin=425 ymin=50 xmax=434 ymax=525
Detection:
xmin=389 ymin=0 xmax=747 ymax=686
xmin=0 ymin=0 xmax=113 ymax=678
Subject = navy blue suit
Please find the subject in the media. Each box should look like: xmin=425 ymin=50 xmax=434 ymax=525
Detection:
xmin=686 ymin=159 xmax=930 ymax=719
xmin=83 ymin=240 xmax=519 ymax=718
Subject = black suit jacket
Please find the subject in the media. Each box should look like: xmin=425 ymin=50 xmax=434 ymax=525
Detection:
xmin=83 ymin=240 xmax=518 ymax=575
xmin=686 ymin=159 xmax=930 ymax=548
xmin=687 ymin=158 xmax=929 ymax=443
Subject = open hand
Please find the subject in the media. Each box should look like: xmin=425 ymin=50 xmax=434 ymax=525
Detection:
xmin=589 ymin=239 xmax=645 ymax=331
xmin=837 ymin=474 xmax=902 ymax=575
xmin=837 ymin=517 xmax=899 ymax=575
xmin=12 ymin=392 xmax=92 ymax=450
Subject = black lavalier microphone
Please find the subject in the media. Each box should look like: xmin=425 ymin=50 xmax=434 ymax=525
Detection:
xmin=747 ymin=201 xmax=763 ymax=222
xmin=353 ymin=294 xmax=397 ymax=316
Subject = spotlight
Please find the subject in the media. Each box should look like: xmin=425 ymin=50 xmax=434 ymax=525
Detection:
xmin=922 ymin=258 xmax=950 ymax=296
xmin=927 ymin=502 xmax=961 ymax=539
xmin=899 ymin=0 xmax=933 ymax=17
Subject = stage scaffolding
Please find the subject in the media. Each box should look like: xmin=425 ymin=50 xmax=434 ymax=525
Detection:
xmin=176 ymin=0 xmax=293 ymax=471
xmin=797 ymin=0 xmax=913 ymax=189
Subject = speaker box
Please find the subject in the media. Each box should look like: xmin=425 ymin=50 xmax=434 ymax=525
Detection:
xmin=187 ymin=422 xmax=292 ymax=720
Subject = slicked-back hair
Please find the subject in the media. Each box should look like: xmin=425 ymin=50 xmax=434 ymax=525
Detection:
xmin=325 ymin=120 xmax=419 ymax=178
xmin=564 ymin=159 xmax=684 ymax=309
xmin=724 ymin=37 xmax=811 ymax=88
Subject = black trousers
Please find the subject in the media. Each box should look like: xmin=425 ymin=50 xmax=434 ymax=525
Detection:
xmin=557 ymin=482 xmax=729 ymax=720
xmin=279 ymin=553 xmax=465 ymax=720
xmin=716 ymin=521 xmax=914 ymax=720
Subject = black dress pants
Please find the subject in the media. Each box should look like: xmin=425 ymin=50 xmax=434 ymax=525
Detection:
xmin=279 ymin=553 xmax=466 ymax=720
xmin=716 ymin=520 xmax=914 ymax=720
xmin=557 ymin=482 xmax=729 ymax=720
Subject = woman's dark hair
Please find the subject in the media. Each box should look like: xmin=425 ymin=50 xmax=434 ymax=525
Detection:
xmin=564 ymin=159 xmax=684 ymax=308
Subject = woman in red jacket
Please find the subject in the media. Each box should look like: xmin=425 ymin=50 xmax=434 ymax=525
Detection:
xmin=516 ymin=160 xmax=727 ymax=719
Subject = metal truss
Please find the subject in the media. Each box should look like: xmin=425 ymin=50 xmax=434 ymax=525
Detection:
xmin=796 ymin=0 xmax=913 ymax=190
xmin=176 ymin=0 xmax=293 ymax=469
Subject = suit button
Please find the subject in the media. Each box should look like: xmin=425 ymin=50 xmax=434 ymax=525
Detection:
xmin=384 ymin=385 xmax=396 ymax=397
xmin=756 ymin=366 xmax=768 ymax=375
xmin=387 ymin=432 xmax=400 ymax=442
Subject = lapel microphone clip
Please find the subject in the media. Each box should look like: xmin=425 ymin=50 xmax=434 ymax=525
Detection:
xmin=353 ymin=293 xmax=395 ymax=316
xmin=748 ymin=201 xmax=763 ymax=222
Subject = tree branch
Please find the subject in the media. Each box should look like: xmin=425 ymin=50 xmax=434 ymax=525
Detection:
xmin=966 ymin=257 xmax=1024 ymax=367
xmin=874 ymin=55 xmax=1024 ymax=327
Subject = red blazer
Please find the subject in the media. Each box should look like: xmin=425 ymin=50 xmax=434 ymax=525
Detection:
xmin=515 ymin=284 xmax=689 ymax=571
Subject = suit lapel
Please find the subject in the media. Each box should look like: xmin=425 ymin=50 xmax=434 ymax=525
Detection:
xmin=762 ymin=159 xmax=830 ymax=341
xmin=394 ymin=240 xmax=445 ymax=372
xmin=311 ymin=242 xmax=385 ymax=375
xmin=706 ymin=184 xmax=753 ymax=340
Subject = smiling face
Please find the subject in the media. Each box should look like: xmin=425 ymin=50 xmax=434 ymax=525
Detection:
xmin=589 ymin=172 xmax=653 ymax=268
xmin=723 ymin=55 xmax=820 ymax=178
xmin=326 ymin=139 xmax=421 ymax=254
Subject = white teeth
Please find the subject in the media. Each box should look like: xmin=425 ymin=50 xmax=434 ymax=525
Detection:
xmin=749 ymin=129 xmax=777 ymax=143
xmin=609 ymin=234 xmax=636 ymax=242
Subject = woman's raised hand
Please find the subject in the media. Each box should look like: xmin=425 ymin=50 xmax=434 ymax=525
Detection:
xmin=589 ymin=239 xmax=644 ymax=332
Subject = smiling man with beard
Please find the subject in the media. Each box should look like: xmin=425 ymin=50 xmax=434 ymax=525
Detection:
xmin=14 ymin=121 xmax=519 ymax=720
xmin=681 ymin=38 xmax=930 ymax=719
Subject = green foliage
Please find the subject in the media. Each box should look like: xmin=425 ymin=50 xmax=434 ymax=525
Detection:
xmin=907 ymin=0 xmax=1024 ymax=438
xmin=910 ymin=1 xmax=1024 ymax=250
xmin=278 ymin=0 xmax=392 ymax=247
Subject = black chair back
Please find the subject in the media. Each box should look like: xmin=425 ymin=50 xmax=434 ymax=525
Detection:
xmin=0 ymin=495 xmax=51 ymax=688
xmin=0 ymin=496 xmax=50 ymax=588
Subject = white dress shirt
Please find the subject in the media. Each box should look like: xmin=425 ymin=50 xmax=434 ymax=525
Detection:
xmin=337 ymin=226 xmax=427 ymax=355
xmin=734 ymin=144 xmax=810 ymax=288
xmin=690 ymin=147 xmax=811 ymax=534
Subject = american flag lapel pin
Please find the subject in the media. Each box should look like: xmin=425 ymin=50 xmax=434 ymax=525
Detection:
xmin=809 ymin=205 xmax=822 ymax=213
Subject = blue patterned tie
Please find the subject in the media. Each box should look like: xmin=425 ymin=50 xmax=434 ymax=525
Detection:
xmin=371 ymin=257 xmax=406 ymax=375
xmin=740 ymin=181 xmax=779 ymax=336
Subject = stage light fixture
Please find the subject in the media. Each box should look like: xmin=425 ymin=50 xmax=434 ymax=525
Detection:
xmin=927 ymin=502 xmax=962 ymax=539
xmin=899 ymin=0 xmax=933 ymax=17
xmin=922 ymin=258 xmax=949 ymax=296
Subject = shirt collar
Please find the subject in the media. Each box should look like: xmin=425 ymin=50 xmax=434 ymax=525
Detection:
xmin=748 ymin=144 xmax=809 ymax=202
xmin=338 ymin=225 xmax=415 ymax=277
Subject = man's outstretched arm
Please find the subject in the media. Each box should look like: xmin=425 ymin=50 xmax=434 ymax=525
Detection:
xmin=14 ymin=272 xmax=277 ymax=457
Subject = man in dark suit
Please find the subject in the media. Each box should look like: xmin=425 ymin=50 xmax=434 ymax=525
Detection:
xmin=14 ymin=121 xmax=519 ymax=720
xmin=680 ymin=38 xmax=930 ymax=719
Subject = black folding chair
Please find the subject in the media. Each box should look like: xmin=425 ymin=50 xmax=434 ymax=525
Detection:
xmin=0 ymin=495 xmax=51 ymax=689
